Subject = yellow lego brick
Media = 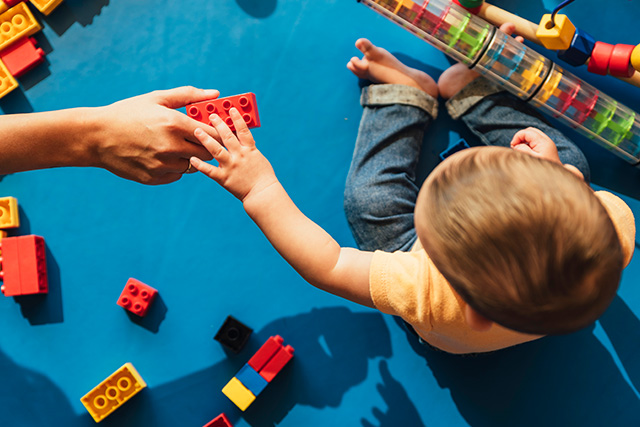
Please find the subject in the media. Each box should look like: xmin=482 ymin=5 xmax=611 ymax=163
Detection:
xmin=0 ymin=230 xmax=7 ymax=239
xmin=0 ymin=3 xmax=7 ymax=14
xmin=0 ymin=58 xmax=18 ymax=99
xmin=536 ymin=14 xmax=576 ymax=51
xmin=30 ymin=0 xmax=64 ymax=16
xmin=0 ymin=197 xmax=19 ymax=229
xmin=222 ymin=377 xmax=256 ymax=411
xmin=80 ymin=363 xmax=147 ymax=423
xmin=0 ymin=2 xmax=42 ymax=53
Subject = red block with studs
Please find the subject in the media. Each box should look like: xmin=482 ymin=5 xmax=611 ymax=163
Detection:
xmin=247 ymin=335 xmax=284 ymax=372
xmin=0 ymin=37 xmax=45 ymax=78
xmin=186 ymin=93 xmax=260 ymax=131
xmin=117 ymin=278 xmax=157 ymax=317
xmin=609 ymin=44 xmax=636 ymax=78
xmin=0 ymin=235 xmax=48 ymax=297
xmin=258 ymin=344 xmax=294 ymax=382
xmin=203 ymin=413 xmax=233 ymax=427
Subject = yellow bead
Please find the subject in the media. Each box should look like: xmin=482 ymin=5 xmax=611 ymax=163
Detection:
xmin=536 ymin=14 xmax=576 ymax=51
xmin=631 ymin=44 xmax=640 ymax=72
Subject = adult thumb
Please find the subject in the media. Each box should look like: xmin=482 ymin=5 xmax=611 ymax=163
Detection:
xmin=155 ymin=86 xmax=220 ymax=109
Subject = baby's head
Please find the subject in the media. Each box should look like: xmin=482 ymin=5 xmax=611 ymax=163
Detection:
xmin=415 ymin=146 xmax=623 ymax=335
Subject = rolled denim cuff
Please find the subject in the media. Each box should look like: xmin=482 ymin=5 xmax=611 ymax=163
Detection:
xmin=361 ymin=84 xmax=438 ymax=119
xmin=445 ymin=77 xmax=504 ymax=119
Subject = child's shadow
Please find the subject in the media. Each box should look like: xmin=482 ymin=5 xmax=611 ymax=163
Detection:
xmin=396 ymin=294 xmax=640 ymax=426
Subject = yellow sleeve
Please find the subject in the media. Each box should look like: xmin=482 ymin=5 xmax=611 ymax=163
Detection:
xmin=595 ymin=191 xmax=636 ymax=267
xmin=369 ymin=249 xmax=435 ymax=332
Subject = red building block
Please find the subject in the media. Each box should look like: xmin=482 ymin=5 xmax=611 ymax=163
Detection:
xmin=609 ymin=44 xmax=636 ymax=78
xmin=258 ymin=344 xmax=294 ymax=382
xmin=117 ymin=278 xmax=157 ymax=317
xmin=0 ymin=235 xmax=48 ymax=297
xmin=0 ymin=37 xmax=45 ymax=78
xmin=247 ymin=335 xmax=284 ymax=372
xmin=203 ymin=413 xmax=233 ymax=427
xmin=186 ymin=93 xmax=260 ymax=131
xmin=587 ymin=41 xmax=614 ymax=76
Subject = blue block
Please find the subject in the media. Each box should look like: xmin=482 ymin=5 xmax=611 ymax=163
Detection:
xmin=235 ymin=364 xmax=268 ymax=396
xmin=439 ymin=138 xmax=470 ymax=161
xmin=558 ymin=28 xmax=596 ymax=67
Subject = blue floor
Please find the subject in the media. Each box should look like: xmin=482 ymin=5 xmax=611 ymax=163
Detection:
xmin=1 ymin=0 xmax=639 ymax=425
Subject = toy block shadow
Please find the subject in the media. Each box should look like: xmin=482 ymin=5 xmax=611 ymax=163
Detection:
xmin=39 ymin=0 xmax=110 ymax=36
xmin=124 ymin=293 xmax=167 ymax=334
xmin=0 ymin=87 xmax=33 ymax=114
xmin=235 ymin=0 xmax=276 ymax=19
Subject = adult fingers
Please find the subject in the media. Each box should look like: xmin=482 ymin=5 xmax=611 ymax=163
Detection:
xmin=194 ymin=128 xmax=230 ymax=164
xmin=229 ymin=108 xmax=256 ymax=147
xmin=152 ymin=86 xmax=220 ymax=109
xmin=209 ymin=114 xmax=241 ymax=152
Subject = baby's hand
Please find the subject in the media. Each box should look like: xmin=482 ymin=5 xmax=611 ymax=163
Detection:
xmin=190 ymin=108 xmax=277 ymax=202
xmin=510 ymin=127 xmax=562 ymax=164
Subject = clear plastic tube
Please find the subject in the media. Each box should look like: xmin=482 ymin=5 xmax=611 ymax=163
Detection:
xmin=358 ymin=0 xmax=640 ymax=165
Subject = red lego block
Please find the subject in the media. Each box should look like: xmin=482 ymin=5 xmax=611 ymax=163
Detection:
xmin=1 ymin=0 xmax=26 ymax=7
xmin=247 ymin=335 xmax=284 ymax=372
xmin=203 ymin=413 xmax=233 ymax=427
xmin=0 ymin=235 xmax=48 ymax=297
xmin=186 ymin=93 xmax=260 ymax=131
xmin=258 ymin=344 xmax=294 ymax=382
xmin=117 ymin=278 xmax=157 ymax=317
xmin=0 ymin=37 xmax=45 ymax=78
xmin=588 ymin=41 xmax=614 ymax=76
xmin=609 ymin=44 xmax=636 ymax=78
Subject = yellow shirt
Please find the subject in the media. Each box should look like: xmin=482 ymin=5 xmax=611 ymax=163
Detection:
xmin=369 ymin=191 xmax=636 ymax=354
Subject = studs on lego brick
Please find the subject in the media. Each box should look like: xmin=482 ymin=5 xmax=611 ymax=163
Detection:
xmin=117 ymin=278 xmax=158 ymax=317
xmin=214 ymin=315 xmax=253 ymax=353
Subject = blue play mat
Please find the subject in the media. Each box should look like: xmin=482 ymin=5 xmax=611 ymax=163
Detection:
xmin=1 ymin=1 xmax=639 ymax=425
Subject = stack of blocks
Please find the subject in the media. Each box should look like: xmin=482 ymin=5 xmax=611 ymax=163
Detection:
xmin=222 ymin=335 xmax=294 ymax=411
xmin=80 ymin=363 xmax=147 ymax=423
xmin=0 ymin=0 xmax=64 ymax=99
xmin=0 ymin=196 xmax=50 ymax=297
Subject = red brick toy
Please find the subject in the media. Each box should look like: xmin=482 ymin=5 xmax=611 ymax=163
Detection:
xmin=117 ymin=278 xmax=158 ymax=317
xmin=186 ymin=93 xmax=260 ymax=131
xmin=0 ymin=235 xmax=48 ymax=297
xmin=203 ymin=413 xmax=233 ymax=427
xmin=0 ymin=37 xmax=45 ymax=78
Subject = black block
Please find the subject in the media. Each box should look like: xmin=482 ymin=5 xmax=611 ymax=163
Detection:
xmin=214 ymin=315 xmax=253 ymax=353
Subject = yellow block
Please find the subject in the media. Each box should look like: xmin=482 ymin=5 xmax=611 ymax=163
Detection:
xmin=0 ymin=197 xmax=19 ymax=229
xmin=0 ymin=2 xmax=7 ymax=14
xmin=0 ymin=2 xmax=42 ymax=52
xmin=536 ymin=14 xmax=575 ymax=51
xmin=30 ymin=0 xmax=64 ymax=16
xmin=0 ymin=230 xmax=7 ymax=239
xmin=80 ymin=363 xmax=147 ymax=423
xmin=631 ymin=44 xmax=640 ymax=72
xmin=222 ymin=377 xmax=256 ymax=411
xmin=0 ymin=59 xmax=18 ymax=99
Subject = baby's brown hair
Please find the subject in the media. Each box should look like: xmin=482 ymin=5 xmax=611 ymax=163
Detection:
xmin=416 ymin=147 xmax=623 ymax=335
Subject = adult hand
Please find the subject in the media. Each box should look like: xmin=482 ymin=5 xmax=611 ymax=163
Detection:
xmin=88 ymin=86 xmax=219 ymax=185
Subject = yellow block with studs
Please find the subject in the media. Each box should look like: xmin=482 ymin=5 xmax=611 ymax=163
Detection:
xmin=0 ymin=197 xmax=19 ymax=229
xmin=536 ymin=14 xmax=576 ymax=51
xmin=222 ymin=377 xmax=256 ymax=411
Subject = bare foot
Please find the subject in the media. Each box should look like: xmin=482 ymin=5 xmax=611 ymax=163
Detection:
xmin=347 ymin=38 xmax=438 ymax=98
xmin=438 ymin=23 xmax=524 ymax=99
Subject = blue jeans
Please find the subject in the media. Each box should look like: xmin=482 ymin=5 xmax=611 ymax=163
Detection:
xmin=344 ymin=78 xmax=590 ymax=253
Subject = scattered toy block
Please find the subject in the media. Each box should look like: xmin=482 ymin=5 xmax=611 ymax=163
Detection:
xmin=0 ymin=196 xmax=19 ymax=228
xmin=0 ymin=230 xmax=6 ymax=239
xmin=80 ymin=363 xmax=146 ymax=423
xmin=0 ymin=57 xmax=18 ymax=98
xmin=258 ymin=345 xmax=294 ymax=382
xmin=29 ymin=0 xmax=63 ymax=15
xmin=221 ymin=377 xmax=255 ymax=412
xmin=588 ymin=41 xmax=614 ymax=76
xmin=609 ymin=44 xmax=636 ymax=78
xmin=247 ymin=335 xmax=284 ymax=372
xmin=439 ymin=139 xmax=470 ymax=161
xmin=0 ymin=235 xmax=48 ymax=297
xmin=203 ymin=413 xmax=233 ymax=427
xmin=186 ymin=93 xmax=260 ymax=131
xmin=235 ymin=364 xmax=268 ymax=396
xmin=0 ymin=37 xmax=44 ymax=77
xmin=557 ymin=27 xmax=595 ymax=67
xmin=631 ymin=44 xmax=640 ymax=72
xmin=117 ymin=278 xmax=157 ymax=317
xmin=214 ymin=315 xmax=252 ymax=353
xmin=0 ymin=3 xmax=7 ymax=14
xmin=0 ymin=2 xmax=42 ymax=53
xmin=536 ymin=14 xmax=575 ymax=51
